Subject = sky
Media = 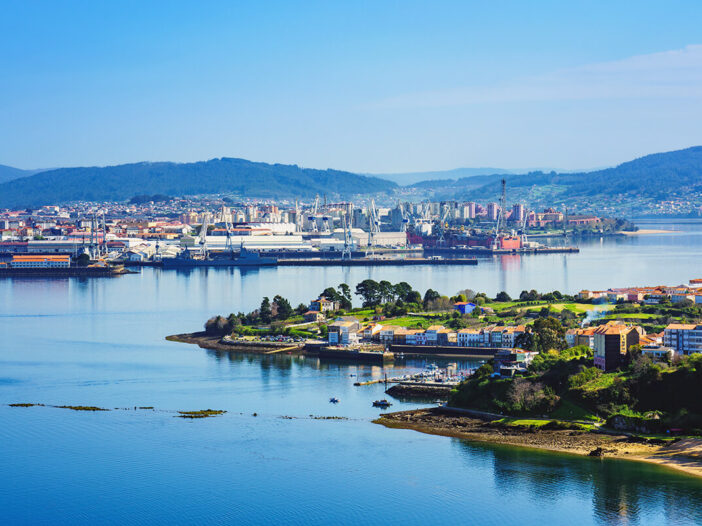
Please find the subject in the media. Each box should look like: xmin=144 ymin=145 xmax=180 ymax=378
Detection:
xmin=1 ymin=0 xmax=702 ymax=174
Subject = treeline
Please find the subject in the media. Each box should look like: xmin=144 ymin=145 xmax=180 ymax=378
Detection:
xmin=205 ymin=295 xmax=301 ymax=336
xmin=450 ymin=321 xmax=702 ymax=433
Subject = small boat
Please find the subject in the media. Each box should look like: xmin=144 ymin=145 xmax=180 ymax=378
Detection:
xmin=372 ymin=399 xmax=392 ymax=408
xmin=329 ymin=397 xmax=339 ymax=404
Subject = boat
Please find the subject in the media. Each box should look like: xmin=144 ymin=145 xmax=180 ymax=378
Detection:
xmin=329 ymin=397 xmax=339 ymax=404
xmin=162 ymin=246 xmax=278 ymax=268
xmin=372 ymin=399 xmax=392 ymax=408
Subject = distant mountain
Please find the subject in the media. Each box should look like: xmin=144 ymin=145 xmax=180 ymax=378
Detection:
xmin=410 ymin=146 xmax=702 ymax=213
xmin=373 ymin=167 xmax=515 ymax=185
xmin=0 ymin=158 xmax=397 ymax=208
xmin=0 ymin=165 xmax=47 ymax=184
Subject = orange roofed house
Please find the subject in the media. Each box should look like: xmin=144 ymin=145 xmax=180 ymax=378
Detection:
xmin=593 ymin=322 xmax=642 ymax=371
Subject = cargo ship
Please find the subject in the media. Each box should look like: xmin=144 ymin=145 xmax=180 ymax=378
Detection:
xmin=162 ymin=246 xmax=278 ymax=268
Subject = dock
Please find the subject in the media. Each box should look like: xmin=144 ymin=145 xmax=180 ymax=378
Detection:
xmin=276 ymin=257 xmax=478 ymax=267
xmin=0 ymin=266 xmax=129 ymax=278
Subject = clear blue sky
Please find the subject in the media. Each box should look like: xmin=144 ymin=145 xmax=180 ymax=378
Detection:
xmin=2 ymin=0 xmax=701 ymax=173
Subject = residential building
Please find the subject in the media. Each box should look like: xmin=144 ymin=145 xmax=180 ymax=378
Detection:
xmin=663 ymin=323 xmax=702 ymax=355
xmin=457 ymin=328 xmax=480 ymax=347
xmin=309 ymin=297 xmax=339 ymax=313
xmin=593 ymin=322 xmax=641 ymax=371
xmin=327 ymin=320 xmax=360 ymax=345
xmin=453 ymin=302 xmax=476 ymax=315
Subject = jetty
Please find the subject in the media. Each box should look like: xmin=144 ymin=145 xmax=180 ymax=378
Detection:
xmin=275 ymin=257 xmax=478 ymax=267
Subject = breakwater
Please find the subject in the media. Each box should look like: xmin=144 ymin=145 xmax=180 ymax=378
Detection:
xmin=0 ymin=266 xmax=128 ymax=278
xmin=276 ymin=257 xmax=478 ymax=267
xmin=390 ymin=344 xmax=498 ymax=357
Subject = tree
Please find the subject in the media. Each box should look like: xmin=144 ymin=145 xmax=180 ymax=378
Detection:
xmin=406 ymin=290 xmax=422 ymax=305
xmin=273 ymin=295 xmax=293 ymax=320
xmin=355 ymin=279 xmax=381 ymax=307
xmin=295 ymin=303 xmax=308 ymax=315
xmin=423 ymin=289 xmax=441 ymax=310
xmin=495 ymin=291 xmax=512 ymax=302
xmin=338 ymin=283 xmax=353 ymax=310
xmin=457 ymin=289 xmax=476 ymax=300
xmin=205 ymin=315 xmax=229 ymax=335
xmin=393 ymin=282 xmax=414 ymax=303
xmin=75 ymin=253 xmax=90 ymax=266
xmin=378 ymin=280 xmax=395 ymax=304
xmin=427 ymin=296 xmax=452 ymax=312
xmin=259 ymin=297 xmax=272 ymax=324
xmin=320 ymin=287 xmax=341 ymax=302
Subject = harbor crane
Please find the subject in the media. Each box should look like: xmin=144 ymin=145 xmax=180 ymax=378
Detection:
xmin=341 ymin=213 xmax=353 ymax=260
xmin=367 ymin=199 xmax=381 ymax=255
xmin=519 ymin=205 xmax=530 ymax=246
xmin=196 ymin=213 xmax=211 ymax=258
xmin=307 ymin=195 xmax=320 ymax=233
xmin=399 ymin=202 xmax=410 ymax=233
xmin=437 ymin=205 xmax=451 ymax=246
xmin=294 ymin=200 xmax=303 ymax=232
xmin=491 ymin=179 xmax=507 ymax=250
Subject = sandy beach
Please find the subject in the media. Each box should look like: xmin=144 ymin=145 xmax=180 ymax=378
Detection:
xmin=376 ymin=408 xmax=702 ymax=479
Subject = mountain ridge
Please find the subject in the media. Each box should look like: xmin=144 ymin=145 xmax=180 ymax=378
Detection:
xmin=0 ymin=157 xmax=397 ymax=208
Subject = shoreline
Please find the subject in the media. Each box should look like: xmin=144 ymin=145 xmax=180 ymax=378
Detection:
xmin=375 ymin=408 xmax=702 ymax=479
xmin=166 ymin=332 xmax=304 ymax=354
xmin=618 ymin=229 xmax=679 ymax=235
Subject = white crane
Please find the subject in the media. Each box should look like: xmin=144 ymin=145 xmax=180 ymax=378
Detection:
xmin=491 ymin=179 xmax=507 ymax=250
xmin=399 ymin=202 xmax=410 ymax=233
xmin=437 ymin=205 xmax=451 ymax=246
xmin=307 ymin=195 xmax=320 ymax=233
xmin=197 ymin=212 xmax=210 ymax=258
xmin=294 ymin=200 xmax=302 ymax=232
xmin=519 ymin=206 xmax=530 ymax=246
xmin=341 ymin=212 xmax=353 ymax=260
xmin=367 ymin=199 xmax=381 ymax=255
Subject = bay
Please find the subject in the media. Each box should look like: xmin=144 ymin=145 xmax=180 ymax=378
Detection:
xmin=1 ymin=219 xmax=702 ymax=525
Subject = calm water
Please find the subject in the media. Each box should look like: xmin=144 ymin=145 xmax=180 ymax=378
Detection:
xmin=2 ymin=219 xmax=702 ymax=525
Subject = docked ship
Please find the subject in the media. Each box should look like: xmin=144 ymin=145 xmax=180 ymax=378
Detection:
xmin=162 ymin=246 xmax=278 ymax=268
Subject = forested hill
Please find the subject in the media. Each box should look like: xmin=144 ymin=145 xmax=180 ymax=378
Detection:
xmin=414 ymin=146 xmax=702 ymax=212
xmin=0 ymin=158 xmax=397 ymax=208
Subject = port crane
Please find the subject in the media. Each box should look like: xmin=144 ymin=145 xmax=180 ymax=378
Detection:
xmin=519 ymin=205 xmax=530 ymax=246
xmin=294 ymin=200 xmax=303 ymax=232
xmin=491 ymin=179 xmax=507 ymax=250
xmin=341 ymin=212 xmax=353 ymax=260
xmin=307 ymin=195 xmax=320 ymax=233
xmin=367 ymin=199 xmax=381 ymax=255
xmin=437 ymin=205 xmax=451 ymax=246
xmin=196 ymin=213 xmax=210 ymax=258
xmin=399 ymin=202 xmax=410 ymax=233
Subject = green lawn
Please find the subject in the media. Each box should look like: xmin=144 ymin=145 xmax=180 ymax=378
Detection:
xmin=605 ymin=312 xmax=659 ymax=320
xmin=551 ymin=399 xmax=600 ymax=422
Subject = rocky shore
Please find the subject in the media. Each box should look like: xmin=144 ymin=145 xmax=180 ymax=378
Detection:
xmin=166 ymin=332 xmax=304 ymax=354
xmin=375 ymin=408 xmax=702 ymax=478
xmin=385 ymin=384 xmax=452 ymax=399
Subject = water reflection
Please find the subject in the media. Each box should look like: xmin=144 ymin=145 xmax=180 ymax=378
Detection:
xmin=452 ymin=439 xmax=702 ymax=525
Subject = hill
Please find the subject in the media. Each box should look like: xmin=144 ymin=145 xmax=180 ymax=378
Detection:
xmin=410 ymin=146 xmax=702 ymax=215
xmin=373 ymin=167 xmax=515 ymax=185
xmin=0 ymin=165 xmax=47 ymax=184
xmin=0 ymin=158 xmax=397 ymax=208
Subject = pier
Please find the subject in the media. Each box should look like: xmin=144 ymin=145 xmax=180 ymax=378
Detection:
xmin=276 ymin=257 xmax=478 ymax=267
